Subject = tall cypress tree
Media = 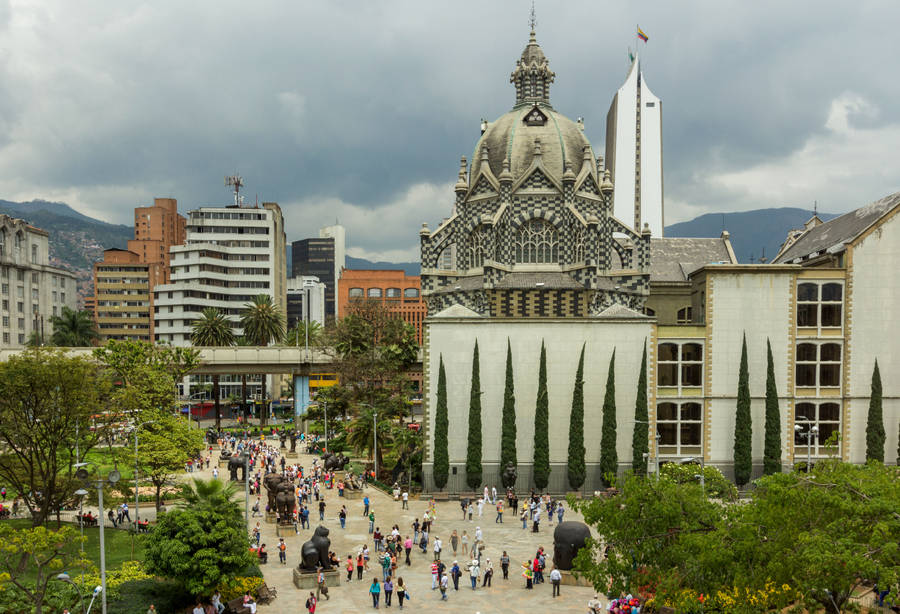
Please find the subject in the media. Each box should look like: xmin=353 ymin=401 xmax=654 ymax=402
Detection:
xmin=500 ymin=339 xmax=518 ymax=488
xmin=432 ymin=355 xmax=450 ymax=489
xmin=733 ymin=333 xmax=753 ymax=486
xmin=465 ymin=340 xmax=483 ymax=490
xmin=763 ymin=338 xmax=781 ymax=475
xmin=567 ymin=344 xmax=586 ymax=491
xmin=599 ymin=349 xmax=618 ymax=486
xmin=532 ymin=341 xmax=550 ymax=490
xmin=631 ymin=342 xmax=649 ymax=475
xmin=866 ymin=359 xmax=885 ymax=463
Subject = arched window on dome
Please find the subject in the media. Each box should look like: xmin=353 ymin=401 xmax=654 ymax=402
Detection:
xmin=467 ymin=226 xmax=491 ymax=269
xmin=515 ymin=219 xmax=559 ymax=264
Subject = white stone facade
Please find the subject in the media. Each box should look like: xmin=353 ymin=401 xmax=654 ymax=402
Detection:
xmin=0 ymin=215 xmax=78 ymax=348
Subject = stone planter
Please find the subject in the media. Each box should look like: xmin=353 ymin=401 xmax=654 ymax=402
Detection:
xmin=292 ymin=567 xmax=340 ymax=589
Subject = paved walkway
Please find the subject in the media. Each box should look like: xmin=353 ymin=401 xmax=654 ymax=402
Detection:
xmin=204 ymin=447 xmax=602 ymax=614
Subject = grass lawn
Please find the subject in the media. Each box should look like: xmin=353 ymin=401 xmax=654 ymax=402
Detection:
xmin=0 ymin=519 xmax=145 ymax=581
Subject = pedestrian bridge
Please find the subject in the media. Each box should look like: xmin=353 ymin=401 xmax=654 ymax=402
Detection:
xmin=0 ymin=346 xmax=343 ymax=375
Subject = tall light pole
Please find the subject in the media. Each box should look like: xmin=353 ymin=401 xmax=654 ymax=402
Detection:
xmin=242 ymin=448 xmax=250 ymax=525
xmin=794 ymin=424 xmax=819 ymax=472
xmin=75 ymin=463 xmax=120 ymax=614
xmin=373 ymin=411 xmax=378 ymax=481
xmin=74 ymin=488 xmax=89 ymax=589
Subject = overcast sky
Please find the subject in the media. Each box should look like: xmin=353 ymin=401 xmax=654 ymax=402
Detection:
xmin=2 ymin=1 xmax=899 ymax=261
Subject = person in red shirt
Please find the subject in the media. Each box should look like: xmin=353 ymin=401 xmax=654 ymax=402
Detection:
xmin=305 ymin=592 xmax=316 ymax=613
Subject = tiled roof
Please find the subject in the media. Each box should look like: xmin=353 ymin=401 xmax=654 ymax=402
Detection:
xmin=650 ymin=237 xmax=735 ymax=282
xmin=773 ymin=192 xmax=900 ymax=263
xmin=493 ymin=271 xmax=584 ymax=289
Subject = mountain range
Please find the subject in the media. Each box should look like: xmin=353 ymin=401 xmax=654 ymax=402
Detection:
xmin=0 ymin=199 xmax=838 ymax=299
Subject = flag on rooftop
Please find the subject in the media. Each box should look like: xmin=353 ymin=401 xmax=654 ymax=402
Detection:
xmin=637 ymin=26 xmax=648 ymax=42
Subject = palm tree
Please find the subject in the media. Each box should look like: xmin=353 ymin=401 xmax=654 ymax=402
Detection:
xmin=191 ymin=308 xmax=236 ymax=430
xmin=180 ymin=478 xmax=242 ymax=519
xmin=285 ymin=320 xmax=323 ymax=347
xmin=346 ymin=405 xmax=391 ymax=476
xmin=50 ymin=307 xmax=98 ymax=346
xmin=241 ymin=295 xmax=285 ymax=426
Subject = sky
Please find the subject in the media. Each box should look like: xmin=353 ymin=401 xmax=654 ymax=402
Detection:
xmin=1 ymin=1 xmax=899 ymax=262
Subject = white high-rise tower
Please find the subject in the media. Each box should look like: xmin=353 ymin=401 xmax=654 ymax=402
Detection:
xmin=605 ymin=56 xmax=664 ymax=237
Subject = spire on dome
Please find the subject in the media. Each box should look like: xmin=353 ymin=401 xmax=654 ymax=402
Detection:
xmin=509 ymin=7 xmax=555 ymax=108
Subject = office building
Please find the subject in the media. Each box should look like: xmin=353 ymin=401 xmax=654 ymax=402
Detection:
xmin=338 ymin=269 xmax=426 ymax=344
xmin=0 ymin=214 xmax=78 ymax=347
xmin=606 ymin=55 xmax=664 ymax=237
xmin=291 ymin=224 xmax=345 ymax=321
xmin=286 ymin=275 xmax=326 ymax=330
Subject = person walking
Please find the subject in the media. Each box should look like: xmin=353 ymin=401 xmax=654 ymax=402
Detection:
xmin=278 ymin=538 xmax=287 ymax=565
xmin=556 ymin=502 xmax=565 ymax=524
xmin=482 ymin=558 xmax=493 ymax=586
xmin=384 ymin=576 xmax=394 ymax=607
xmin=357 ymin=553 xmax=365 ymax=580
xmin=401 ymin=490 xmax=408 ymax=510
xmin=461 ymin=531 xmax=469 ymax=557
xmin=339 ymin=505 xmax=347 ymax=529
xmin=468 ymin=558 xmax=480 ymax=590
xmin=495 ymin=500 xmax=503 ymax=523
xmin=522 ymin=562 xmax=533 ymax=589
xmin=319 ymin=499 xmax=326 ymax=521
xmin=363 ymin=495 xmax=370 ymax=516
xmin=369 ymin=578 xmax=381 ymax=609
xmin=491 ymin=485 xmax=497 ymax=504
xmin=368 ymin=510 xmax=376 ymax=534
xmin=252 ymin=498 xmax=262 ymax=517
xmin=476 ymin=497 xmax=484 ymax=517
xmin=467 ymin=501 xmax=474 ymax=521
xmin=433 ymin=536 xmax=442 ymax=561
xmin=549 ymin=565 xmax=562 ymax=597
xmin=381 ymin=551 xmax=392 ymax=581
xmin=316 ymin=567 xmax=330 ymax=601
xmin=532 ymin=506 xmax=541 ymax=533
xmin=396 ymin=577 xmax=407 ymax=610
xmin=403 ymin=535 xmax=412 ymax=566
xmin=346 ymin=555 xmax=355 ymax=582
xmin=439 ymin=573 xmax=449 ymax=601
xmin=450 ymin=530 xmax=459 ymax=556
xmin=305 ymin=592 xmax=317 ymax=614
xmin=521 ymin=506 xmax=528 ymax=529
xmin=430 ymin=560 xmax=439 ymax=589
xmin=500 ymin=551 xmax=510 ymax=580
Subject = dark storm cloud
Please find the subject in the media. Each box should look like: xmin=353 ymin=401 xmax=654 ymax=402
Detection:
xmin=1 ymin=0 xmax=899 ymax=260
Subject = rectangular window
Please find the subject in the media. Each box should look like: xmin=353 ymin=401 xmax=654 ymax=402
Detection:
xmin=2 ymin=316 xmax=8 ymax=326
xmin=17 ymin=318 xmax=24 ymax=329
xmin=17 ymin=302 xmax=23 ymax=313
xmin=794 ymin=402 xmax=841 ymax=459
xmin=657 ymin=401 xmax=702 ymax=456
xmin=1 ymin=283 xmax=7 ymax=294
xmin=2 ymin=333 xmax=7 ymax=343
xmin=797 ymin=281 xmax=843 ymax=329
xmin=2 ymin=300 xmax=7 ymax=311
xmin=657 ymin=342 xmax=703 ymax=389
xmin=31 ymin=272 xmax=38 ymax=284
xmin=348 ymin=288 xmax=364 ymax=298
xmin=676 ymin=306 xmax=693 ymax=324
xmin=32 ymin=304 xmax=38 ymax=314
xmin=795 ymin=342 xmax=842 ymax=388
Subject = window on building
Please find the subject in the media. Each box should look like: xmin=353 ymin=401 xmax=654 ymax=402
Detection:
xmin=60 ymin=292 xmax=66 ymax=303
xmin=2 ymin=300 xmax=7 ymax=311
xmin=794 ymin=402 xmax=841 ymax=457
xmin=14 ymin=232 xmax=22 ymax=256
xmin=467 ymin=226 xmax=491 ymax=268
xmin=515 ymin=219 xmax=559 ymax=264
xmin=386 ymin=288 xmax=401 ymax=298
xmin=797 ymin=282 xmax=843 ymax=327
xmin=796 ymin=342 xmax=841 ymax=387
xmin=31 ymin=288 xmax=38 ymax=300
xmin=17 ymin=301 xmax=23 ymax=313
xmin=348 ymin=288 xmax=364 ymax=298
xmin=52 ymin=306 xmax=57 ymax=316
xmin=367 ymin=288 xmax=383 ymax=298
xmin=2 ymin=332 xmax=7 ymax=344
xmin=16 ymin=270 xmax=24 ymax=282
xmin=1 ymin=283 xmax=7 ymax=295
xmin=403 ymin=288 xmax=419 ymax=298
xmin=657 ymin=401 xmax=702 ymax=456
xmin=17 ymin=318 xmax=24 ymax=329
xmin=31 ymin=244 xmax=37 ymax=263
xmin=16 ymin=286 xmax=23 ymax=298
xmin=2 ymin=316 xmax=8 ymax=326
xmin=0 ymin=229 xmax=5 ymax=255
xmin=658 ymin=342 xmax=703 ymax=388
xmin=643 ymin=307 xmax=656 ymax=316
xmin=676 ymin=306 xmax=693 ymax=324
xmin=17 ymin=333 xmax=24 ymax=344
xmin=437 ymin=243 xmax=456 ymax=270
xmin=32 ymin=303 xmax=38 ymax=314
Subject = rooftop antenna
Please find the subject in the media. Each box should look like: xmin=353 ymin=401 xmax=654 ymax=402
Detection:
xmin=759 ymin=247 xmax=767 ymax=264
xmin=529 ymin=0 xmax=536 ymax=32
xmin=224 ymin=175 xmax=244 ymax=207
xmin=813 ymin=200 xmax=818 ymax=216
xmin=721 ymin=213 xmax=725 ymax=232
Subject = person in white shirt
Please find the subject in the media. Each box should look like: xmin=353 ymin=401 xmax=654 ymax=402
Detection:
xmin=549 ymin=566 xmax=562 ymax=597
xmin=192 ymin=604 xmax=204 ymax=614
xmin=433 ymin=536 xmax=442 ymax=560
xmin=491 ymin=486 xmax=497 ymax=504
xmin=477 ymin=497 xmax=484 ymax=517
xmin=401 ymin=490 xmax=409 ymax=509
xmin=587 ymin=594 xmax=603 ymax=613
xmin=211 ymin=591 xmax=224 ymax=614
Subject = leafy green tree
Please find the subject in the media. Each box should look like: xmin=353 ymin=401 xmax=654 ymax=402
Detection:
xmin=659 ymin=462 xmax=737 ymax=501
xmin=0 ymin=349 xmax=112 ymax=526
xmin=432 ymin=355 xmax=450 ymax=490
xmin=465 ymin=340 xmax=483 ymax=490
xmin=499 ymin=339 xmax=517 ymax=488
xmin=240 ymin=294 xmax=285 ymax=346
xmin=191 ymin=308 xmax=236 ymax=430
xmin=138 ymin=415 xmax=205 ymax=510
xmin=866 ymin=359 xmax=885 ymax=462
xmin=0 ymin=524 xmax=89 ymax=614
xmin=734 ymin=333 xmax=752 ymax=486
xmin=391 ymin=424 xmax=424 ymax=487
xmin=533 ymin=341 xmax=550 ymax=491
xmin=763 ymin=338 xmax=781 ymax=475
xmin=599 ymin=349 xmax=618 ymax=486
xmin=49 ymin=306 xmax=98 ymax=346
xmin=145 ymin=478 xmax=254 ymax=597
xmin=567 ymin=344 xmax=586 ymax=491
xmin=631 ymin=341 xmax=649 ymax=475
xmin=346 ymin=404 xmax=391 ymax=472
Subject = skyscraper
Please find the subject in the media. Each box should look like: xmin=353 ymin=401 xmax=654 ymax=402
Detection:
xmin=291 ymin=224 xmax=345 ymax=321
xmin=605 ymin=56 xmax=664 ymax=237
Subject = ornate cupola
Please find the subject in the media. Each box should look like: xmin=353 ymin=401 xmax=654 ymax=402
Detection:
xmin=510 ymin=28 xmax=555 ymax=108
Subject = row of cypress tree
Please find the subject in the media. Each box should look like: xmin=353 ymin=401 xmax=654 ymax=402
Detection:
xmin=432 ymin=339 xmax=651 ymax=491
xmin=434 ymin=334 xmax=892 ymax=492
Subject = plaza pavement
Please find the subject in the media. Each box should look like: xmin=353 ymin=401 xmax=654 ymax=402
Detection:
xmin=223 ymin=448 xmax=602 ymax=614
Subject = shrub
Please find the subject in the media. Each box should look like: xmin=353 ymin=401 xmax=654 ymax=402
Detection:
xmin=659 ymin=462 xmax=738 ymax=501
xmin=216 ymin=576 xmax=266 ymax=602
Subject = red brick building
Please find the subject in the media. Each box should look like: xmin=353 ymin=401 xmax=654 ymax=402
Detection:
xmin=337 ymin=269 xmax=426 ymax=344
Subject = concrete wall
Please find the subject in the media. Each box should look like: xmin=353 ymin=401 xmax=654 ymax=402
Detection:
xmin=423 ymin=316 xmax=652 ymax=494
xmin=846 ymin=210 xmax=900 ymax=464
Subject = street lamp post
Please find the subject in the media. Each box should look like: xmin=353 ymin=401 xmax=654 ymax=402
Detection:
xmin=74 ymin=488 xmax=89 ymax=590
xmin=794 ymin=424 xmax=819 ymax=472
xmin=74 ymin=463 xmax=120 ymax=614
xmin=55 ymin=573 xmax=102 ymax=614
xmin=242 ymin=448 xmax=250 ymax=526
xmin=373 ymin=411 xmax=378 ymax=481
